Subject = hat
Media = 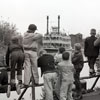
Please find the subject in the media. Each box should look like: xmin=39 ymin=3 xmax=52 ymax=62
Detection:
xmin=28 ymin=24 xmax=37 ymax=31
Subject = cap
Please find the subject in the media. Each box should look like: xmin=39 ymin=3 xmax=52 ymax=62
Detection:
xmin=28 ymin=24 xmax=37 ymax=31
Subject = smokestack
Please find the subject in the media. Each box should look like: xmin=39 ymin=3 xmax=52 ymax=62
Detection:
xmin=58 ymin=15 xmax=60 ymax=34
xmin=47 ymin=16 xmax=49 ymax=34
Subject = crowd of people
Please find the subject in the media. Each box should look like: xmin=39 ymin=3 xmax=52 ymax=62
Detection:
xmin=0 ymin=24 xmax=100 ymax=100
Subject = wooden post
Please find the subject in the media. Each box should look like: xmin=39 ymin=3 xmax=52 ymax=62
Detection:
xmin=30 ymin=65 xmax=35 ymax=100
xmin=90 ymin=76 xmax=100 ymax=90
xmin=32 ymin=76 xmax=35 ymax=100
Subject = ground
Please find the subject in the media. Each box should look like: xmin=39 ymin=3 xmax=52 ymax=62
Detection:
xmin=82 ymin=90 xmax=100 ymax=100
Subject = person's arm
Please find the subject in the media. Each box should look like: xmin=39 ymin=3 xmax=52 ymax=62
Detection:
xmin=31 ymin=33 xmax=43 ymax=41
xmin=72 ymin=53 xmax=80 ymax=64
xmin=6 ymin=47 xmax=10 ymax=66
xmin=94 ymin=37 xmax=100 ymax=46
xmin=84 ymin=38 xmax=88 ymax=56
xmin=71 ymin=65 xmax=75 ymax=73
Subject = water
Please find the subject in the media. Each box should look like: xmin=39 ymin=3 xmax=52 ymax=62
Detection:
xmin=81 ymin=57 xmax=100 ymax=89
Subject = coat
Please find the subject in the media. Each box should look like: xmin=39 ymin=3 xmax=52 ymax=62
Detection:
xmin=72 ymin=50 xmax=84 ymax=70
xmin=84 ymin=36 xmax=99 ymax=57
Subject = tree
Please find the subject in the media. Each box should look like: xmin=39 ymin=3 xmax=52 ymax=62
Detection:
xmin=0 ymin=20 xmax=17 ymax=46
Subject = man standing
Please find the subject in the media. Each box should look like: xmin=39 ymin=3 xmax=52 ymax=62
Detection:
xmin=23 ymin=24 xmax=43 ymax=86
xmin=84 ymin=29 xmax=99 ymax=76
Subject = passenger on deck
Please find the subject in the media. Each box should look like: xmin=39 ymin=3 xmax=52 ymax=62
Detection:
xmin=38 ymin=50 xmax=57 ymax=100
xmin=6 ymin=36 xmax=25 ymax=94
xmin=84 ymin=29 xmax=99 ymax=76
xmin=23 ymin=24 xmax=43 ymax=86
xmin=72 ymin=43 xmax=84 ymax=100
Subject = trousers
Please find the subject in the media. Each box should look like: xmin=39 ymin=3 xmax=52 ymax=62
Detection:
xmin=74 ymin=68 xmax=82 ymax=96
xmin=24 ymin=50 xmax=39 ymax=85
xmin=10 ymin=51 xmax=25 ymax=81
xmin=60 ymin=73 xmax=74 ymax=100
xmin=88 ymin=56 xmax=97 ymax=72
xmin=43 ymin=72 xmax=57 ymax=100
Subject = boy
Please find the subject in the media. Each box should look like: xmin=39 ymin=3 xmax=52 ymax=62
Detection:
xmin=84 ymin=29 xmax=99 ymax=76
xmin=54 ymin=47 xmax=65 ymax=64
xmin=38 ymin=50 xmax=57 ymax=100
xmin=58 ymin=52 xmax=74 ymax=100
xmin=72 ymin=43 xmax=84 ymax=99
xmin=23 ymin=24 xmax=43 ymax=86
xmin=6 ymin=36 xmax=25 ymax=94
xmin=54 ymin=47 xmax=65 ymax=98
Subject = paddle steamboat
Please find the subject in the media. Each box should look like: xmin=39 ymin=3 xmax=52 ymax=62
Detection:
xmin=43 ymin=16 xmax=72 ymax=54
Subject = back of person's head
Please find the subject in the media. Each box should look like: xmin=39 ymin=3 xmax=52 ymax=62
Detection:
xmin=11 ymin=36 xmax=19 ymax=44
xmin=90 ymin=28 xmax=96 ymax=36
xmin=62 ymin=52 xmax=70 ymax=60
xmin=39 ymin=49 xmax=47 ymax=57
xmin=59 ymin=47 xmax=65 ymax=54
xmin=28 ymin=24 xmax=37 ymax=33
xmin=74 ymin=43 xmax=81 ymax=51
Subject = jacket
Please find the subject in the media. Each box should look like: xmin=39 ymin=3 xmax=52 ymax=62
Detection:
xmin=58 ymin=60 xmax=74 ymax=82
xmin=72 ymin=50 xmax=84 ymax=70
xmin=38 ymin=54 xmax=56 ymax=76
xmin=23 ymin=32 xmax=43 ymax=53
xmin=6 ymin=43 xmax=24 ymax=66
xmin=84 ymin=36 xmax=99 ymax=57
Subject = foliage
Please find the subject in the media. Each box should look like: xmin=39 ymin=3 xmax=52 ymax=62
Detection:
xmin=0 ymin=19 xmax=18 ymax=46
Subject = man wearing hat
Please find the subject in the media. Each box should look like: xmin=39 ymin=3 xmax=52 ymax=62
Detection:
xmin=84 ymin=29 xmax=99 ymax=76
xmin=23 ymin=24 xmax=43 ymax=86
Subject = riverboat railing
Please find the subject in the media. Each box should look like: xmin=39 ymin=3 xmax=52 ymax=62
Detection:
xmin=0 ymin=60 xmax=100 ymax=100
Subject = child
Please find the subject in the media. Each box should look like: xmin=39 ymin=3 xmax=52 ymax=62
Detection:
xmin=6 ymin=36 xmax=25 ymax=94
xmin=72 ymin=43 xmax=84 ymax=99
xmin=38 ymin=50 xmax=57 ymax=100
xmin=84 ymin=29 xmax=99 ymax=76
xmin=54 ymin=47 xmax=65 ymax=65
xmin=58 ymin=51 xmax=74 ymax=100
xmin=54 ymin=47 xmax=65 ymax=98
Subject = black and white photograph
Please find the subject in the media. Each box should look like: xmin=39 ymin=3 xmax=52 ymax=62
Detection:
xmin=0 ymin=0 xmax=100 ymax=100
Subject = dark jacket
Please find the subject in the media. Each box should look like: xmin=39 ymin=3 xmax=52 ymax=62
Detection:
xmin=84 ymin=36 xmax=99 ymax=57
xmin=72 ymin=50 xmax=84 ymax=70
xmin=38 ymin=54 xmax=56 ymax=76
xmin=6 ymin=43 xmax=24 ymax=66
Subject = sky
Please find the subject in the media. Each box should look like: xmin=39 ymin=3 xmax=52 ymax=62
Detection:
xmin=0 ymin=0 xmax=100 ymax=38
